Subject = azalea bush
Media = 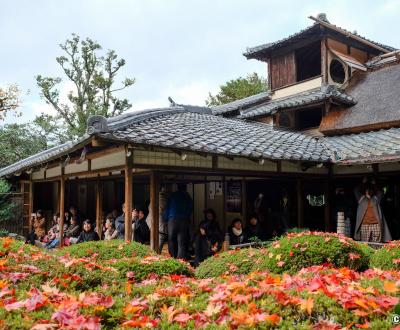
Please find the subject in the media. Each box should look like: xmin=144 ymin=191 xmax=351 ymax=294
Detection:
xmin=370 ymin=240 xmax=400 ymax=270
xmin=1 ymin=237 xmax=400 ymax=329
xmin=196 ymin=247 xmax=266 ymax=278
xmin=55 ymin=239 xmax=154 ymax=260
xmin=260 ymin=231 xmax=371 ymax=274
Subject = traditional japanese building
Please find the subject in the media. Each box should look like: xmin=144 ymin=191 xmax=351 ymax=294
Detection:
xmin=2 ymin=14 xmax=400 ymax=249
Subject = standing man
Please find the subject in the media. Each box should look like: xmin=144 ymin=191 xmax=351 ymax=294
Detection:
xmin=354 ymin=178 xmax=392 ymax=243
xmin=164 ymin=183 xmax=193 ymax=259
xmin=115 ymin=203 xmax=126 ymax=240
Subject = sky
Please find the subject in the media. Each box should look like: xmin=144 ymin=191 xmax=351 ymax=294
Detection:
xmin=1 ymin=0 xmax=400 ymax=124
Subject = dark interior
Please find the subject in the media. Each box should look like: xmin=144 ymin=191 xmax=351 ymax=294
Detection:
xmin=330 ymin=59 xmax=346 ymax=84
xmin=296 ymin=107 xmax=323 ymax=130
xmin=295 ymin=41 xmax=321 ymax=82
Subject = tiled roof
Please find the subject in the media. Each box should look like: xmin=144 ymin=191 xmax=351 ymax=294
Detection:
xmin=211 ymin=91 xmax=271 ymax=115
xmin=0 ymin=137 xmax=90 ymax=177
xmin=101 ymin=108 xmax=330 ymax=162
xmin=239 ymin=85 xmax=356 ymax=119
xmin=3 ymin=107 xmax=400 ymax=178
xmin=244 ymin=22 xmax=395 ymax=60
xmin=324 ymin=127 xmax=400 ymax=164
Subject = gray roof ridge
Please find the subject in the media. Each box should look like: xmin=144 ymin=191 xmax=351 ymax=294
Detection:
xmin=106 ymin=106 xmax=187 ymax=131
xmin=211 ymin=91 xmax=271 ymax=110
xmin=244 ymin=21 xmax=395 ymax=58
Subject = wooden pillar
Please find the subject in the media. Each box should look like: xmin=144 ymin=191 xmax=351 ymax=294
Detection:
xmin=150 ymin=172 xmax=159 ymax=252
xmin=324 ymin=165 xmax=333 ymax=232
xmin=222 ymin=176 xmax=227 ymax=233
xmin=297 ymin=179 xmax=304 ymax=228
xmin=241 ymin=177 xmax=247 ymax=223
xmin=59 ymin=170 xmax=65 ymax=247
xmin=95 ymin=180 xmax=103 ymax=239
xmin=28 ymin=175 xmax=34 ymax=232
xmin=124 ymin=146 xmax=133 ymax=241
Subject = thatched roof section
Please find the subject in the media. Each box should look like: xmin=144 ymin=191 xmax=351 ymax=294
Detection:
xmin=320 ymin=63 xmax=400 ymax=135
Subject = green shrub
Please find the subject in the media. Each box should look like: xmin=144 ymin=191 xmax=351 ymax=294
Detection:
xmin=55 ymin=239 xmax=154 ymax=260
xmin=370 ymin=241 xmax=400 ymax=270
xmin=260 ymin=231 xmax=371 ymax=274
xmin=114 ymin=257 xmax=193 ymax=281
xmin=195 ymin=247 xmax=265 ymax=278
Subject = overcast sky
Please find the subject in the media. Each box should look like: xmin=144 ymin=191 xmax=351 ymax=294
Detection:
xmin=1 ymin=0 xmax=399 ymax=124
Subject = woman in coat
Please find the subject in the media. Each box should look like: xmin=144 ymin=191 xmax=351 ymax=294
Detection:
xmin=354 ymin=180 xmax=392 ymax=243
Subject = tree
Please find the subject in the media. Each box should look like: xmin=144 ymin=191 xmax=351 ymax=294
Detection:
xmin=0 ymin=85 xmax=20 ymax=120
xmin=0 ymin=124 xmax=48 ymax=169
xmin=0 ymin=179 xmax=14 ymax=223
xmin=36 ymin=34 xmax=135 ymax=138
xmin=206 ymin=73 xmax=268 ymax=106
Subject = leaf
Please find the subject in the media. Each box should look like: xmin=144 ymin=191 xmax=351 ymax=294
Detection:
xmin=299 ymin=297 xmax=314 ymax=315
xmin=383 ymin=281 xmax=398 ymax=293
xmin=174 ymin=313 xmax=192 ymax=325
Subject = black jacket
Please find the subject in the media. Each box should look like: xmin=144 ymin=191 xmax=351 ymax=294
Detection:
xmin=245 ymin=223 xmax=263 ymax=242
xmin=77 ymin=230 xmax=99 ymax=243
xmin=229 ymin=227 xmax=245 ymax=245
xmin=199 ymin=219 xmax=223 ymax=247
xmin=134 ymin=218 xmax=150 ymax=244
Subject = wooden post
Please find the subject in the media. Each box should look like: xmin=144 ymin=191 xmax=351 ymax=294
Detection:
xmin=150 ymin=172 xmax=159 ymax=252
xmin=59 ymin=170 xmax=65 ymax=247
xmin=222 ymin=176 xmax=227 ymax=233
xmin=28 ymin=175 xmax=34 ymax=232
xmin=297 ymin=179 xmax=304 ymax=228
xmin=95 ymin=180 xmax=103 ymax=239
xmin=124 ymin=146 xmax=133 ymax=242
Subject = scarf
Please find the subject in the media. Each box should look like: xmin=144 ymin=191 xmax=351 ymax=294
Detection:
xmin=232 ymin=227 xmax=242 ymax=237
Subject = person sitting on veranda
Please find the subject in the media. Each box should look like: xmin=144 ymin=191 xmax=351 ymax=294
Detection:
xmin=26 ymin=210 xmax=46 ymax=245
xmin=64 ymin=216 xmax=81 ymax=245
xmin=42 ymin=213 xmax=59 ymax=243
xmin=115 ymin=203 xmax=126 ymax=239
xmin=244 ymin=215 xmax=263 ymax=242
xmin=134 ymin=209 xmax=150 ymax=244
xmin=229 ymin=218 xmax=245 ymax=245
xmin=44 ymin=214 xmax=68 ymax=249
xmin=194 ymin=215 xmax=223 ymax=266
xmin=104 ymin=217 xmax=118 ymax=240
xmin=76 ymin=220 xmax=99 ymax=244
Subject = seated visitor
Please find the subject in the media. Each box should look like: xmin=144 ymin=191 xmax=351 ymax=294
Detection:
xmin=76 ymin=220 xmax=100 ymax=243
xmin=194 ymin=221 xmax=218 ymax=267
xmin=104 ymin=217 xmax=118 ymax=240
xmin=64 ymin=216 xmax=81 ymax=245
xmin=43 ymin=213 xmax=59 ymax=243
xmin=44 ymin=215 xmax=68 ymax=249
xmin=134 ymin=209 xmax=150 ymax=244
xmin=115 ymin=203 xmax=126 ymax=239
xmin=201 ymin=209 xmax=223 ymax=250
xmin=131 ymin=208 xmax=139 ymax=240
xmin=26 ymin=210 xmax=46 ymax=245
xmin=69 ymin=206 xmax=81 ymax=224
xmin=244 ymin=215 xmax=263 ymax=242
xmin=229 ymin=218 xmax=245 ymax=245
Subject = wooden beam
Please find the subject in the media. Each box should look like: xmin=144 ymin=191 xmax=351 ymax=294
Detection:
xmin=86 ymin=145 xmax=125 ymax=160
xmin=95 ymin=180 xmax=103 ymax=239
xmin=309 ymin=15 xmax=389 ymax=53
xmin=91 ymin=136 xmax=109 ymax=147
xmin=150 ymin=172 xmax=159 ymax=252
xmin=297 ymin=179 xmax=304 ymax=228
xmin=28 ymin=175 xmax=34 ymax=232
xmin=124 ymin=146 xmax=133 ymax=241
xmin=59 ymin=168 xmax=65 ymax=247
xmin=241 ymin=177 xmax=247 ymax=222
xmin=321 ymin=36 xmax=328 ymax=84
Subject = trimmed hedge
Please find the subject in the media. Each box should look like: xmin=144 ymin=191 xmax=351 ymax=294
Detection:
xmin=196 ymin=232 xmax=372 ymax=278
xmin=55 ymin=239 xmax=153 ymax=260
xmin=370 ymin=240 xmax=400 ymax=270
xmin=260 ymin=232 xmax=371 ymax=274
xmin=195 ymin=247 xmax=266 ymax=278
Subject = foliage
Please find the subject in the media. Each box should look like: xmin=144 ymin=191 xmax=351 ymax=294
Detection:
xmin=36 ymin=34 xmax=135 ymax=139
xmin=55 ymin=239 xmax=154 ymax=260
xmin=370 ymin=241 xmax=400 ymax=270
xmin=260 ymin=232 xmax=371 ymax=274
xmin=195 ymin=247 xmax=266 ymax=278
xmin=0 ymin=179 xmax=15 ymax=223
xmin=0 ymin=123 xmax=48 ymax=168
xmin=1 ymin=237 xmax=400 ymax=329
xmin=206 ymin=72 xmax=267 ymax=106
xmin=0 ymin=85 xmax=20 ymax=120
